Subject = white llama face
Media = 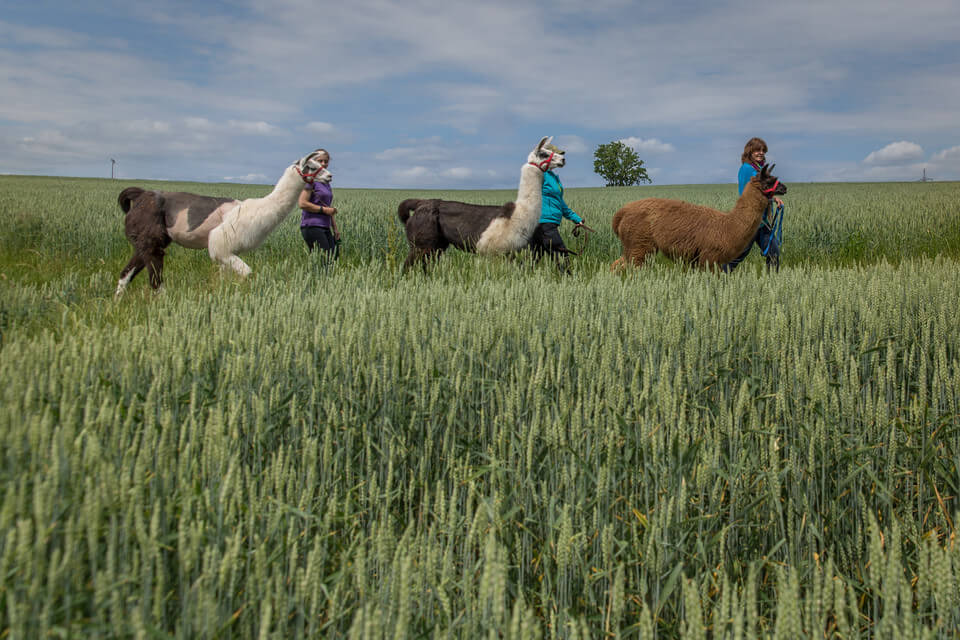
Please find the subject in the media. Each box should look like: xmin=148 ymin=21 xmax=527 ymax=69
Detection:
xmin=315 ymin=168 xmax=332 ymax=184
xmin=528 ymin=136 xmax=566 ymax=170
xmin=297 ymin=152 xmax=329 ymax=182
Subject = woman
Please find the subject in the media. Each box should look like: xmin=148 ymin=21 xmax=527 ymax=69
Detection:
xmin=529 ymin=143 xmax=587 ymax=272
xmin=297 ymin=148 xmax=339 ymax=258
xmin=722 ymin=137 xmax=782 ymax=272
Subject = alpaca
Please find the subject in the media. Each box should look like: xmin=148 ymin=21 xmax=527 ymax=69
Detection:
xmin=610 ymin=164 xmax=787 ymax=271
xmin=114 ymin=151 xmax=329 ymax=296
xmin=396 ymin=136 xmax=565 ymax=270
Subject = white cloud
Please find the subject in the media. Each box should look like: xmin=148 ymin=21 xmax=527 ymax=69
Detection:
xmin=224 ymin=173 xmax=268 ymax=183
xmin=863 ymin=141 xmax=924 ymax=166
xmin=226 ymin=120 xmax=280 ymax=135
xmin=554 ymin=135 xmax=588 ymax=154
xmin=390 ymin=166 xmax=433 ymax=183
xmin=441 ymin=167 xmax=472 ymax=180
xmin=306 ymin=122 xmax=336 ymax=134
xmin=932 ymin=145 xmax=960 ymax=163
xmin=620 ymin=137 xmax=676 ymax=153
xmin=186 ymin=117 xmax=215 ymax=130
xmin=119 ymin=120 xmax=172 ymax=135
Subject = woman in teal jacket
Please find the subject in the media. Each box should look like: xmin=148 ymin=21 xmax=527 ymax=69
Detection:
xmin=529 ymin=144 xmax=586 ymax=271
xmin=722 ymin=137 xmax=782 ymax=272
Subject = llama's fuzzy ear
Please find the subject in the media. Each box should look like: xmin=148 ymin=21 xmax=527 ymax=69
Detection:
xmin=537 ymin=136 xmax=551 ymax=151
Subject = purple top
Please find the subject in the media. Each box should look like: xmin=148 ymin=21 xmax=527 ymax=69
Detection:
xmin=301 ymin=181 xmax=333 ymax=228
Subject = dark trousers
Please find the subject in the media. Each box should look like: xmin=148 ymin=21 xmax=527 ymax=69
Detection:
xmin=528 ymin=223 xmax=571 ymax=272
xmin=301 ymin=226 xmax=339 ymax=259
xmin=721 ymin=223 xmax=779 ymax=272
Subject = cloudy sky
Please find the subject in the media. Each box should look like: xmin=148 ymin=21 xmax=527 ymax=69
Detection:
xmin=2 ymin=0 xmax=959 ymax=188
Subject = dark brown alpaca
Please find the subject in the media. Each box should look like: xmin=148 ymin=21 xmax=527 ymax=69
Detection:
xmin=610 ymin=164 xmax=787 ymax=270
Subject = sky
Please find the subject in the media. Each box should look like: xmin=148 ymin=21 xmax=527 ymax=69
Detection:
xmin=2 ymin=0 xmax=959 ymax=188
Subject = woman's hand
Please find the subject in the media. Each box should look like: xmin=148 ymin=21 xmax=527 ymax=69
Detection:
xmin=773 ymin=197 xmax=784 ymax=207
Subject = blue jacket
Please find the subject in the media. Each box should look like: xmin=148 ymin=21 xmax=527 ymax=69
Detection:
xmin=738 ymin=162 xmax=759 ymax=194
xmin=540 ymin=170 xmax=582 ymax=225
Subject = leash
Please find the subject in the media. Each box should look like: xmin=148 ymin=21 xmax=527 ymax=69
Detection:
xmin=571 ymin=221 xmax=596 ymax=255
xmin=762 ymin=202 xmax=784 ymax=257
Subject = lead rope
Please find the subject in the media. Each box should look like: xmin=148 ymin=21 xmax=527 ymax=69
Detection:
xmin=762 ymin=202 xmax=784 ymax=257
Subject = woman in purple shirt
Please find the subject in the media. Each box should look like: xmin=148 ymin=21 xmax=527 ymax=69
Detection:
xmin=297 ymin=148 xmax=339 ymax=258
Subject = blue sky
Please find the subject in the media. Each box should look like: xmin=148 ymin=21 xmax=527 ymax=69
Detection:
xmin=2 ymin=0 xmax=959 ymax=188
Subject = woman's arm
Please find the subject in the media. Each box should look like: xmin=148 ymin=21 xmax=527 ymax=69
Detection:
xmin=298 ymin=189 xmax=324 ymax=213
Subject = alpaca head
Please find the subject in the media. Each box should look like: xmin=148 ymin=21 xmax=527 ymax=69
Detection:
xmin=753 ymin=164 xmax=787 ymax=198
xmin=295 ymin=151 xmax=330 ymax=183
xmin=528 ymin=136 xmax=566 ymax=171
xmin=314 ymin=168 xmax=333 ymax=184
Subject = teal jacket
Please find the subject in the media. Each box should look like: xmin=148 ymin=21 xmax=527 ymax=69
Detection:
xmin=539 ymin=170 xmax=582 ymax=225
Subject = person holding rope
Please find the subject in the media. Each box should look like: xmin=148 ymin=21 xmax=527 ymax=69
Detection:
xmin=722 ymin=137 xmax=783 ymax=272
xmin=528 ymin=142 xmax=592 ymax=272
xmin=297 ymin=148 xmax=340 ymax=259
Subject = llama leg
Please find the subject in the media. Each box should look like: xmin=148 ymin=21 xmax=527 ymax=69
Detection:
xmin=402 ymin=249 xmax=421 ymax=272
xmin=209 ymin=228 xmax=253 ymax=277
xmin=116 ymin=255 xmax=145 ymax=297
xmin=146 ymin=249 xmax=166 ymax=290
xmin=221 ymin=254 xmax=253 ymax=277
xmin=628 ymin=239 xmax=656 ymax=267
xmin=403 ymin=247 xmax=439 ymax=272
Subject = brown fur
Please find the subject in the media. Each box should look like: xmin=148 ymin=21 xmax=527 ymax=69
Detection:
xmin=610 ymin=164 xmax=786 ymax=271
xmin=117 ymin=187 xmax=172 ymax=289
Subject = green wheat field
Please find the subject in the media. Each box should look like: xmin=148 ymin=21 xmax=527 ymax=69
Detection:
xmin=1 ymin=174 xmax=959 ymax=638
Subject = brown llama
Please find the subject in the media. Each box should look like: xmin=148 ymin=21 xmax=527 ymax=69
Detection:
xmin=610 ymin=164 xmax=787 ymax=271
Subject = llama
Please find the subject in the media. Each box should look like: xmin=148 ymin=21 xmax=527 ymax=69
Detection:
xmin=114 ymin=151 xmax=329 ymax=296
xmin=396 ymin=136 xmax=565 ymax=270
xmin=610 ymin=164 xmax=787 ymax=271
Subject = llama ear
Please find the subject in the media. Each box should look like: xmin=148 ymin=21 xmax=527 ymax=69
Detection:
xmin=538 ymin=136 xmax=551 ymax=151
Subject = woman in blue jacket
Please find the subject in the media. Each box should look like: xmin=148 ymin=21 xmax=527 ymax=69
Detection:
xmin=529 ymin=144 xmax=587 ymax=271
xmin=722 ymin=137 xmax=783 ymax=272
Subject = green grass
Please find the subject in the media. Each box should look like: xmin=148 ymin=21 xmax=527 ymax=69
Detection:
xmin=1 ymin=175 xmax=959 ymax=638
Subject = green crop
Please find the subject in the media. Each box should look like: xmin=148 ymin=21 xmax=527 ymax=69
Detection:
xmin=1 ymin=176 xmax=959 ymax=637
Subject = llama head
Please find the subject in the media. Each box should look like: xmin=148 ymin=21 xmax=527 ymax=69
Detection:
xmin=528 ymin=136 xmax=566 ymax=171
xmin=315 ymin=168 xmax=333 ymax=184
xmin=295 ymin=151 xmax=329 ymax=183
xmin=754 ymin=163 xmax=787 ymax=198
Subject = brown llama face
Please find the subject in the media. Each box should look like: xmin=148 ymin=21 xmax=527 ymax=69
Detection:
xmin=756 ymin=163 xmax=787 ymax=197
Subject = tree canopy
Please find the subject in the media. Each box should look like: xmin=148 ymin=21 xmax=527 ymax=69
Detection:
xmin=593 ymin=141 xmax=652 ymax=186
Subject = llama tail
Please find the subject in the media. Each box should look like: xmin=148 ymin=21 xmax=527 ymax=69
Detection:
xmin=118 ymin=187 xmax=146 ymax=214
xmin=397 ymin=199 xmax=423 ymax=225
xmin=611 ymin=206 xmax=626 ymax=237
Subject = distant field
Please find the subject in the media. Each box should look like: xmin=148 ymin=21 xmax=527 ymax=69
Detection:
xmin=1 ymin=175 xmax=959 ymax=637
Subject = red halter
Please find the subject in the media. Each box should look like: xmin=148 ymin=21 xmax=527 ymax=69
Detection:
xmin=762 ymin=179 xmax=781 ymax=196
xmin=529 ymin=151 xmax=555 ymax=172
xmin=296 ymin=164 xmax=323 ymax=183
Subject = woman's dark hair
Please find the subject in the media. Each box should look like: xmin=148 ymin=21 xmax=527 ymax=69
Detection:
xmin=741 ymin=137 xmax=768 ymax=165
xmin=313 ymin=148 xmax=329 ymax=159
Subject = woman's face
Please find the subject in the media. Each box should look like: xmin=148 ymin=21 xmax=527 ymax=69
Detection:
xmin=317 ymin=153 xmax=330 ymax=168
xmin=751 ymin=149 xmax=766 ymax=165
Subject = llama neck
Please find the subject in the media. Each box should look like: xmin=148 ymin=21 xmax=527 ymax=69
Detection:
xmin=474 ymin=162 xmax=546 ymax=254
xmin=254 ymin=165 xmax=305 ymax=224
xmin=511 ymin=164 xmax=545 ymax=231
xmin=727 ymin=183 xmax=770 ymax=242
